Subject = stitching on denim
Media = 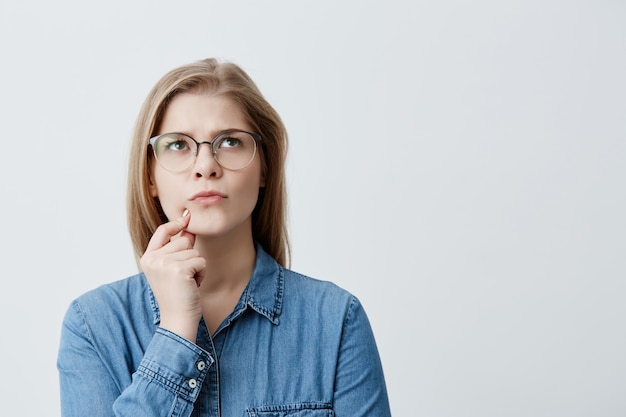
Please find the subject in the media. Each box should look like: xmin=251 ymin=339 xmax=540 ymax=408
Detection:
xmin=137 ymin=364 xmax=196 ymax=401
xmin=142 ymin=273 xmax=161 ymax=325
xmin=247 ymin=401 xmax=333 ymax=412
xmin=343 ymin=295 xmax=359 ymax=331
xmin=246 ymin=266 xmax=284 ymax=324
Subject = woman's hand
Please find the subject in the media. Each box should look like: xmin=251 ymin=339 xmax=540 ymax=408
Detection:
xmin=140 ymin=210 xmax=206 ymax=343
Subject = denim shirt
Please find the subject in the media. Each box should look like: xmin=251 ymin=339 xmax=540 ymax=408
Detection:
xmin=57 ymin=245 xmax=391 ymax=417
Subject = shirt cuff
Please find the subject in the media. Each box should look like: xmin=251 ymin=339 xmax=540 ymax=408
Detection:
xmin=136 ymin=327 xmax=213 ymax=402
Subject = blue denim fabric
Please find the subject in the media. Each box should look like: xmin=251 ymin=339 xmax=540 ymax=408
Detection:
xmin=57 ymin=245 xmax=391 ymax=416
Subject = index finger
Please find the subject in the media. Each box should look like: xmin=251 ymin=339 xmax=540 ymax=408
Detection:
xmin=145 ymin=209 xmax=191 ymax=252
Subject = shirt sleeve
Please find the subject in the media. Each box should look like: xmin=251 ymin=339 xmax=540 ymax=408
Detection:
xmin=57 ymin=300 xmax=213 ymax=417
xmin=333 ymin=296 xmax=392 ymax=416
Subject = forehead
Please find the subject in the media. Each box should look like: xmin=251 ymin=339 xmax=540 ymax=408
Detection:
xmin=159 ymin=92 xmax=250 ymax=136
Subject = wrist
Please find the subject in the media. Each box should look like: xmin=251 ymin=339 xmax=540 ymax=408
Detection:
xmin=159 ymin=317 xmax=199 ymax=344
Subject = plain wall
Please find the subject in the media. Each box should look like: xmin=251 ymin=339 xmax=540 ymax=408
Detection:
xmin=1 ymin=0 xmax=625 ymax=415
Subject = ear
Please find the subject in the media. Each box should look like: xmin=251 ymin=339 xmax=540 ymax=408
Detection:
xmin=149 ymin=174 xmax=158 ymax=197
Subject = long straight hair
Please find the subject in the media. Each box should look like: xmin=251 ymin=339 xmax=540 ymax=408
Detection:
xmin=126 ymin=58 xmax=290 ymax=267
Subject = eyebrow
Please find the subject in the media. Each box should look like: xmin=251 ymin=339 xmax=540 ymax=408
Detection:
xmin=163 ymin=128 xmax=250 ymax=140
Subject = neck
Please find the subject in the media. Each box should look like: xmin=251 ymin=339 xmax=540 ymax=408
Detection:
xmin=193 ymin=229 xmax=257 ymax=295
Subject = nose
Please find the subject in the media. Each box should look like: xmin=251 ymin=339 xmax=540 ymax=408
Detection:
xmin=193 ymin=142 xmax=222 ymax=178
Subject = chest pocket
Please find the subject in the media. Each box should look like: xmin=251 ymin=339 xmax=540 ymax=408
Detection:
xmin=246 ymin=402 xmax=334 ymax=417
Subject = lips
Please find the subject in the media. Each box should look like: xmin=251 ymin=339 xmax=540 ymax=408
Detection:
xmin=189 ymin=190 xmax=226 ymax=205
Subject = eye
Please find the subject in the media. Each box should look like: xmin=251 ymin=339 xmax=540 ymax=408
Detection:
xmin=166 ymin=139 xmax=190 ymax=151
xmin=157 ymin=134 xmax=193 ymax=154
xmin=218 ymin=136 xmax=243 ymax=148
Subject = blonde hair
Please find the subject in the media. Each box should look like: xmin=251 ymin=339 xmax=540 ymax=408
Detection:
xmin=127 ymin=58 xmax=290 ymax=267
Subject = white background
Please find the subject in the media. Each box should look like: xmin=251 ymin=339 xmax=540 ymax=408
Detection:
xmin=1 ymin=1 xmax=625 ymax=416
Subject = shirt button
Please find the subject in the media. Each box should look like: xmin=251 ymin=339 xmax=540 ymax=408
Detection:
xmin=188 ymin=379 xmax=197 ymax=389
xmin=196 ymin=360 xmax=206 ymax=371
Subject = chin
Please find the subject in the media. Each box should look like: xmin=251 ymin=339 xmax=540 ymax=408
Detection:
xmin=187 ymin=225 xmax=223 ymax=237
xmin=187 ymin=211 xmax=253 ymax=237
xmin=188 ymin=221 xmax=237 ymax=238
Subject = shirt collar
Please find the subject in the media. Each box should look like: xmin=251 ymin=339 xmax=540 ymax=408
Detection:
xmin=234 ymin=243 xmax=284 ymax=325
xmin=148 ymin=243 xmax=284 ymax=326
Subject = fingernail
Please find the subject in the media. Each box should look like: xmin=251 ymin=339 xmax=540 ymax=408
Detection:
xmin=182 ymin=209 xmax=189 ymax=218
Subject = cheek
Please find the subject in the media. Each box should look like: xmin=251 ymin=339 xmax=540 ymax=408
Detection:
xmin=150 ymin=170 xmax=184 ymax=216
xmin=236 ymin=168 xmax=264 ymax=208
xmin=238 ymin=178 xmax=262 ymax=205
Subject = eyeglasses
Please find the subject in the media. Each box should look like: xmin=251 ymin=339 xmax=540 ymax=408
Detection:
xmin=149 ymin=130 xmax=262 ymax=172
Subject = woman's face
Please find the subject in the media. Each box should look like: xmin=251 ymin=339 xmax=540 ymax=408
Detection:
xmin=149 ymin=92 xmax=264 ymax=239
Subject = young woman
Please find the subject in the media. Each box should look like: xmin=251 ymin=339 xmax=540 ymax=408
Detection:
xmin=57 ymin=58 xmax=391 ymax=417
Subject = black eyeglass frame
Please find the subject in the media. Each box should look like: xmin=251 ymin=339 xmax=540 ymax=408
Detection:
xmin=149 ymin=129 xmax=262 ymax=172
